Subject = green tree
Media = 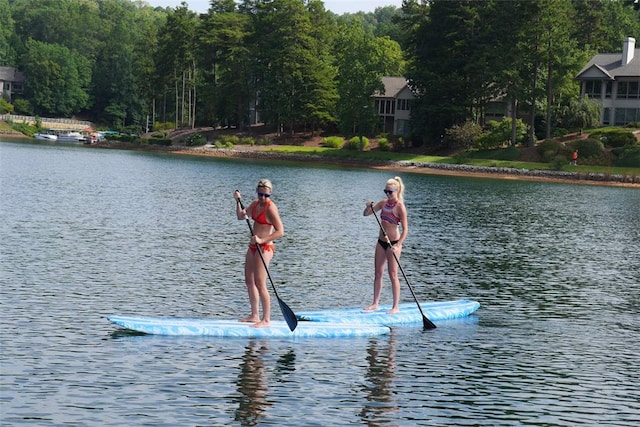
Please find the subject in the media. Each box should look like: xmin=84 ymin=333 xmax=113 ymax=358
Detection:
xmin=199 ymin=2 xmax=254 ymax=128
xmin=0 ymin=0 xmax=17 ymax=65
xmin=156 ymin=4 xmax=200 ymax=128
xmin=20 ymin=39 xmax=91 ymax=116
xmin=250 ymin=0 xmax=330 ymax=135
xmin=334 ymin=19 xmax=404 ymax=136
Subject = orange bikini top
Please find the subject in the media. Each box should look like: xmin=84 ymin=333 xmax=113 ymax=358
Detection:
xmin=251 ymin=200 xmax=273 ymax=226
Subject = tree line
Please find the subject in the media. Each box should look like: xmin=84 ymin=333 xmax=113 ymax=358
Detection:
xmin=1 ymin=0 xmax=638 ymax=147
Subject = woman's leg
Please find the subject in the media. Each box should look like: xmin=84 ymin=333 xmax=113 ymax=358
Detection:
xmin=365 ymin=243 xmax=387 ymax=310
xmin=386 ymin=248 xmax=401 ymax=314
xmin=239 ymin=250 xmax=261 ymax=322
xmin=252 ymin=249 xmax=272 ymax=327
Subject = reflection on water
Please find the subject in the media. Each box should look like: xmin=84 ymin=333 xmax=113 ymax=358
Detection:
xmin=360 ymin=330 xmax=398 ymax=425
xmin=235 ymin=340 xmax=272 ymax=426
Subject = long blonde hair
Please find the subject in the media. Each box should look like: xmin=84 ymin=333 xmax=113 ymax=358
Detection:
xmin=387 ymin=176 xmax=404 ymax=203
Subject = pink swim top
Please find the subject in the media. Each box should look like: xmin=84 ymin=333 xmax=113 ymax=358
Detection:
xmin=380 ymin=201 xmax=400 ymax=225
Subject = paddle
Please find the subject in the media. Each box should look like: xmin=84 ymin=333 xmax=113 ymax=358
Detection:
xmin=368 ymin=202 xmax=437 ymax=330
xmin=236 ymin=196 xmax=298 ymax=332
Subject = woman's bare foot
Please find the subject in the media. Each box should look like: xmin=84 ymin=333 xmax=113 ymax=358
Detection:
xmin=239 ymin=316 xmax=260 ymax=323
xmin=364 ymin=304 xmax=379 ymax=311
xmin=251 ymin=320 xmax=270 ymax=328
xmin=387 ymin=307 xmax=399 ymax=314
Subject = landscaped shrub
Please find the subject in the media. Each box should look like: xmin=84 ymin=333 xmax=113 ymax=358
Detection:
xmin=322 ymin=136 xmax=344 ymax=148
xmin=347 ymin=136 xmax=369 ymax=150
xmin=444 ymin=120 xmax=483 ymax=149
xmin=182 ymin=133 xmax=206 ymax=146
xmin=589 ymin=129 xmax=636 ymax=148
xmin=217 ymin=134 xmax=240 ymax=146
xmin=536 ymin=139 xmax=565 ymax=162
xmin=378 ymin=137 xmax=390 ymax=151
xmin=214 ymin=140 xmax=234 ymax=149
xmin=571 ymin=137 xmax=605 ymax=159
xmin=612 ymin=145 xmax=640 ymax=167
xmin=475 ymin=118 xmax=527 ymax=149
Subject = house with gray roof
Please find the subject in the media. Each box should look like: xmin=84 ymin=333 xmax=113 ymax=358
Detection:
xmin=0 ymin=67 xmax=25 ymax=103
xmin=373 ymin=77 xmax=414 ymax=136
xmin=576 ymin=37 xmax=640 ymax=126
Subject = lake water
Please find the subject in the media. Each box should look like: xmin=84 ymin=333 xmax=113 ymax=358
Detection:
xmin=1 ymin=139 xmax=639 ymax=426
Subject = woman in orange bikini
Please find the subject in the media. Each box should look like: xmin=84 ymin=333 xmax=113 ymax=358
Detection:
xmin=363 ymin=176 xmax=408 ymax=314
xmin=234 ymin=179 xmax=284 ymax=327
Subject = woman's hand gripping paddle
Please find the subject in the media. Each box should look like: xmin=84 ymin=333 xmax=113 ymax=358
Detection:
xmin=237 ymin=196 xmax=298 ymax=332
xmin=369 ymin=202 xmax=437 ymax=330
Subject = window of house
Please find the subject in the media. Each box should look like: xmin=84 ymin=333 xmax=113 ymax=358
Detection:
xmin=603 ymin=108 xmax=610 ymax=125
xmin=585 ymin=80 xmax=601 ymax=98
xmin=397 ymin=99 xmax=411 ymax=111
xmin=616 ymin=81 xmax=640 ymax=99
xmin=614 ymin=108 xmax=640 ymax=125
xmin=605 ymin=81 xmax=612 ymax=98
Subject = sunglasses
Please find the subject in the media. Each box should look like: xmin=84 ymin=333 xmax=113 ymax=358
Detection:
xmin=383 ymin=189 xmax=395 ymax=195
xmin=257 ymin=192 xmax=271 ymax=198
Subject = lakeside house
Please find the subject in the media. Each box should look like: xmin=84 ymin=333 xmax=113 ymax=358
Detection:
xmin=373 ymin=77 xmax=414 ymax=136
xmin=576 ymin=36 xmax=640 ymax=126
xmin=0 ymin=66 xmax=24 ymax=103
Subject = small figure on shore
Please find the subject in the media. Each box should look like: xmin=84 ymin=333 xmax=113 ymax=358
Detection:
xmin=363 ymin=176 xmax=408 ymax=314
xmin=234 ymin=179 xmax=284 ymax=328
xmin=570 ymin=149 xmax=578 ymax=165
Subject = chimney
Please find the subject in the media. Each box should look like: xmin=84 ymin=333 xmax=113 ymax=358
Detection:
xmin=622 ymin=37 xmax=635 ymax=65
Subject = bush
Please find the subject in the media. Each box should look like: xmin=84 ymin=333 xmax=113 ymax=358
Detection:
xmin=216 ymin=134 xmax=240 ymax=146
xmin=612 ymin=145 xmax=640 ymax=167
xmin=551 ymin=154 xmax=567 ymax=170
xmin=536 ymin=139 xmax=565 ymax=162
xmin=154 ymin=121 xmax=175 ymax=132
xmin=322 ymin=136 xmax=344 ymax=148
xmin=0 ymin=98 xmax=13 ymax=114
xmin=572 ymin=137 xmax=605 ymax=159
xmin=475 ymin=118 xmax=527 ymax=149
xmin=347 ymin=136 xmax=369 ymax=150
xmin=182 ymin=133 xmax=206 ymax=146
xmin=378 ymin=137 xmax=390 ymax=151
xmin=589 ymin=129 xmax=636 ymax=147
xmin=444 ymin=120 xmax=483 ymax=149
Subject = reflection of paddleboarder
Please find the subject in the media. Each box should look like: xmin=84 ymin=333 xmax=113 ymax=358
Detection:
xmin=235 ymin=341 xmax=271 ymax=424
xmin=359 ymin=331 xmax=399 ymax=422
xmin=570 ymin=150 xmax=578 ymax=165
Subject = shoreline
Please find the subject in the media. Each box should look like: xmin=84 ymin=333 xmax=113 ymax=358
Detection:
xmin=165 ymin=144 xmax=640 ymax=189
xmin=6 ymin=137 xmax=637 ymax=188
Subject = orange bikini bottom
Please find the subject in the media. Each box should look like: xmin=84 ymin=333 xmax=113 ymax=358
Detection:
xmin=249 ymin=242 xmax=275 ymax=255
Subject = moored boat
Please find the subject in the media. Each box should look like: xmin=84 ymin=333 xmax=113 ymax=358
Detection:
xmin=33 ymin=132 xmax=57 ymax=141
xmin=56 ymin=131 xmax=84 ymax=142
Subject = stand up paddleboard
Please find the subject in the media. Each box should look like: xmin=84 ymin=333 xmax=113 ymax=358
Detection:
xmin=107 ymin=316 xmax=390 ymax=338
xmin=296 ymin=299 xmax=480 ymax=326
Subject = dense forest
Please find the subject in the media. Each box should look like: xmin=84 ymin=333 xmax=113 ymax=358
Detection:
xmin=1 ymin=0 xmax=639 ymax=147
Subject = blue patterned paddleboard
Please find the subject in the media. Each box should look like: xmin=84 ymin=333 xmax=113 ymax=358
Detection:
xmin=296 ymin=299 xmax=480 ymax=326
xmin=107 ymin=316 xmax=390 ymax=338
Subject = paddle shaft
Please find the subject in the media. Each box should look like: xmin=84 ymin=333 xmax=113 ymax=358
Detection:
xmin=368 ymin=202 xmax=437 ymax=329
xmin=237 ymin=196 xmax=297 ymax=331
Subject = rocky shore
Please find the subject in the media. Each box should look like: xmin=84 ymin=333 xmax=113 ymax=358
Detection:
xmin=93 ymin=142 xmax=640 ymax=188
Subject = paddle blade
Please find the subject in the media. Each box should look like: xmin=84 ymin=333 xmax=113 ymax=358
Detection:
xmin=278 ymin=297 xmax=298 ymax=331
xmin=422 ymin=316 xmax=437 ymax=330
